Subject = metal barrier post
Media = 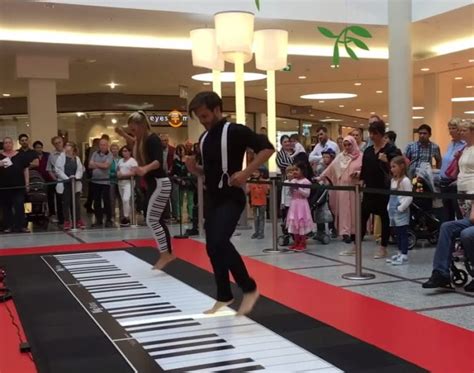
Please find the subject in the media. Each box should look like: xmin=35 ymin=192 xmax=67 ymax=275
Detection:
xmin=197 ymin=176 xmax=204 ymax=238
xmin=70 ymin=177 xmax=78 ymax=232
xmin=342 ymin=184 xmax=376 ymax=280
xmin=174 ymin=179 xmax=188 ymax=239
xmin=130 ymin=177 xmax=138 ymax=228
xmin=263 ymin=178 xmax=289 ymax=253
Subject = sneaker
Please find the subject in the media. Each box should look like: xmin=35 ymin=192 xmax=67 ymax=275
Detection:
xmin=342 ymin=235 xmax=352 ymax=244
xmin=50 ymin=215 xmax=59 ymax=223
xmin=77 ymin=220 xmax=86 ymax=229
xmin=251 ymin=233 xmax=258 ymax=239
xmin=373 ymin=247 xmax=388 ymax=259
xmin=422 ymin=270 xmax=452 ymax=289
xmin=3 ymin=228 xmax=12 ymax=234
xmin=464 ymin=280 xmax=474 ymax=292
xmin=63 ymin=221 xmax=72 ymax=231
xmin=185 ymin=228 xmax=199 ymax=236
xmin=386 ymin=253 xmax=401 ymax=263
xmin=257 ymin=235 xmax=264 ymax=239
xmin=90 ymin=222 xmax=102 ymax=229
xmin=105 ymin=221 xmax=114 ymax=228
xmin=339 ymin=249 xmax=356 ymax=256
xmin=391 ymin=254 xmax=408 ymax=265
xmin=293 ymin=246 xmax=307 ymax=252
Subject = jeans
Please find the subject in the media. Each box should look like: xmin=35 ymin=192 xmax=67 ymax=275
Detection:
xmin=178 ymin=188 xmax=194 ymax=222
xmin=460 ymin=226 xmax=474 ymax=264
xmin=1 ymin=189 xmax=26 ymax=231
xmin=252 ymin=205 xmax=266 ymax=237
xmin=433 ymin=219 xmax=472 ymax=277
xmin=92 ymin=183 xmax=112 ymax=224
xmin=395 ymin=225 xmax=409 ymax=255
xmin=205 ymin=198 xmax=257 ymax=301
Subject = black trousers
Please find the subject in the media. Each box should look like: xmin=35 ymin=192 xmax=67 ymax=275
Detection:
xmin=205 ymin=198 xmax=257 ymax=302
xmin=360 ymin=194 xmax=390 ymax=247
xmin=1 ymin=189 xmax=26 ymax=231
xmin=92 ymin=183 xmax=112 ymax=224
xmin=440 ymin=181 xmax=463 ymax=222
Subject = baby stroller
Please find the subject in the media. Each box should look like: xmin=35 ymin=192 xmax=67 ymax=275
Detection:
xmin=408 ymin=164 xmax=441 ymax=248
xmin=25 ymin=170 xmax=49 ymax=229
xmin=310 ymin=183 xmax=332 ymax=245
xmin=451 ymin=239 xmax=473 ymax=287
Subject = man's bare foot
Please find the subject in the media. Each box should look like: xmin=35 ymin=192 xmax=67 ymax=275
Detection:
xmin=203 ymin=299 xmax=234 ymax=314
xmin=237 ymin=290 xmax=259 ymax=316
xmin=152 ymin=251 xmax=176 ymax=270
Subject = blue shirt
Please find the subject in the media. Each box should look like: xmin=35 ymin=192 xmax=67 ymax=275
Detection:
xmin=439 ymin=140 xmax=466 ymax=179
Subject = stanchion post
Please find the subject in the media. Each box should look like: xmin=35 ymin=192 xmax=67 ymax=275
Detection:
xmin=70 ymin=177 xmax=78 ymax=232
xmin=263 ymin=178 xmax=289 ymax=253
xmin=342 ymin=184 xmax=376 ymax=280
xmin=197 ymin=175 xmax=204 ymax=238
xmin=174 ymin=178 xmax=189 ymax=239
xmin=130 ymin=176 xmax=138 ymax=228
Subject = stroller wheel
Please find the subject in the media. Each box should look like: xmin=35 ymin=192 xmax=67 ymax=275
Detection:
xmin=428 ymin=233 xmax=438 ymax=245
xmin=407 ymin=230 xmax=417 ymax=250
xmin=452 ymin=269 xmax=468 ymax=287
xmin=321 ymin=234 xmax=330 ymax=245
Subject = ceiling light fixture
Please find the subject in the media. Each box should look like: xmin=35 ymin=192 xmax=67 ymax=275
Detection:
xmin=107 ymin=82 xmax=118 ymax=89
xmin=383 ymin=114 xmax=388 ymax=118
xmin=420 ymin=68 xmax=430 ymax=72
xmin=2 ymin=93 xmax=10 ymax=97
xmin=310 ymin=114 xmax=314 ymax=117
xmin=300 ymin=93 xmax=357 ymax=100
xmin=318 ymin=100 xmax=325 ymax=103
xmin=320 ymin=118 xmax=343 ymax=122
xmin=354 ymin=82 xmax=362 ymax=86
xmin=370 ymin=111 xmax=376 ymax=115
xmin=464 ymin=111 xmax=474 ymax=114
xmin=466 ymin=85 xmax=473 ymax=89
xmin=76 ymin=112 xmax=85 ymax=117
xmin=298 ymin=75 xmax=307 ymax=79
xmin=203 ymin=82 xmax=211 ymax=85
xmin=192 ymin=72 xmax=266 ymax=82
xmin=470 ymin=59 xmax=474 ymax=63
xmin=376 ymin=90 xmax=383 ymax=94
xmin=412 ymin=106 xmax=424 ymax=110
xmin=355 ymin=108 xmax=362 ymax=112
xmin=338 ymin=104 xmax=345 ymax=108
xmin=454 ymin=77 xmax=463 ymax=80
xmin=412 ymin=116 xmax=424 ymax=119
xmin=111 ymin=118 xmax=117 ymax=124
xmin=451 ymin=97 xmax=474 ymax=102
xmin=432 ymin=37 xmax=474 ymax=55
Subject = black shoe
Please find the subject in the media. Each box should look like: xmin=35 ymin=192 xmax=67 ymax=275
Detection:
xmin=422 ymin=270 xmax=453 ymax=289
xmin=342 ymin=235 xmax=352 ymax=244
xmin=185 ymin=229 xmax=199 ymax=236
xmin=120 ymin=218 xmax=130 ymax=227
xmin=251 ymin=233 xmax=258 ymax=239
xmin=464 ymin=280 xmax=474 ymax=292
xmin=90 ymin=222 xmax=102 ymax=229
xmin=105 ymin=221 xmax=114 ymax=228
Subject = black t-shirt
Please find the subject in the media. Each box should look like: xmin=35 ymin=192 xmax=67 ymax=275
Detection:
xmin=18 ymin=148 xmax=38 ymax=164
xmin=360 ymin=143 xmax=401 ymax=189
xmin=144 ymin=133 xmax=167 ymax=184
xmin=200 ymin=119 xmax=274 ymax=203
xmin=0 ymin=152 xmax=30 ymax=187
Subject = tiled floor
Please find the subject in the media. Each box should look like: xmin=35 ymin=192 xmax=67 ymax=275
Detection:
xmin=1 ymin=220 xmax=473 ymax=332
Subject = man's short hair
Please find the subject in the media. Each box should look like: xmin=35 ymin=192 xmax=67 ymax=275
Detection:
xmin=418 ymin=124 xmax=432 ymax=135
xmin=289 ymin=134 xmax=300 ymax=141
xmin=368 ymin=120 xmax=386 ymax=136
xmin=18 ymin=133 xmax=28 ymax=141
xmin=189 ymin=91 xmax=223 ymax=116
xmin=385 ymin=130 xmax=397 ymax=143
xmin=51 ymin=136 xmax=63 ymax=144
xmin=101 ymin=134 xmax=110 ymax=141
xmin=317 ymin=126 xmax=328 ymax=133
xmin=33 ymin=140 xmax=43 ymax=148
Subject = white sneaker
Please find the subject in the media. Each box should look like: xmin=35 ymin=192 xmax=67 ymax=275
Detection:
xmin=386 ymin=253 xmax=401 ymax=263
xmin=391 ymin=254 xmax=408 ymax=265
xmin=339 ymin=249 xmax=356 ymax=256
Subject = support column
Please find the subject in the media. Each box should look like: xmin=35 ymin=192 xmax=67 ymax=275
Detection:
xmin=27 ymin=79 xmax=58 ymax=148
xmin=186 ymin=88 xmax=204 ymax=143
xmin=388 ymin=0 xmax=413 ymax=151
xmin=16 ymin=55 xmax=69 ymax=151
xmin=424 ymin=73 xmax=452 ymax=153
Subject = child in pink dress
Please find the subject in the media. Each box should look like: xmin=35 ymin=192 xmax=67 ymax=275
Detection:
xmin=286 ymin=163 xmax=315 ymax=251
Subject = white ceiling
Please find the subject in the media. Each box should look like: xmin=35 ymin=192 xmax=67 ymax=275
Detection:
xmin=0 ymin=1 xmax=473 ymax=123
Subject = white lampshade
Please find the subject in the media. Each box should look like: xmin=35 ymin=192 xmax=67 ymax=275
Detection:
xmin=254 ymin=29 xmax=288 ymax=71
xmin=214 ymin=11 xmax=254 ymax=63
xmin=190 ymin=28 xmax=224 ymax=71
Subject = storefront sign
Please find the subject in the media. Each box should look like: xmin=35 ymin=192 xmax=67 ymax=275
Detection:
xmin=149 ymin=111 xmax=188 ymax=128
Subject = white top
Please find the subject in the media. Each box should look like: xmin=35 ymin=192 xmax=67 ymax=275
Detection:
xmin=308 ymin=140 xmax=339 ymax=163
xmin=54 ymin=154 xmax=84 ymax=194
xmin=458 ymin=146 xmax=474 ymax=193
xmin=292 ymin=142 xmax=306 ymax=157
xmin=117 ymin=157 xmax=138 ymax=181
xmin=281 ymin=183 xmax=292 ymax=207
xmin=388 ymin=176 xmax=413 ymax=213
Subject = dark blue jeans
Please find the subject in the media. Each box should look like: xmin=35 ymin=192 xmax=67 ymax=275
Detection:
xmin=205 ymin=198 xmax=257 ymax=301
xmin=460 ymin=226 xmax=474 ymax=264
xmin=433 ymin=219 xmax=472 ymax=277
xmin=395 ymin=225 xmax=409 ymax=255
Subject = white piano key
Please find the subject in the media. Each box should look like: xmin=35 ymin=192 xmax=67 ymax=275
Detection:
xmin=197 ymin=361 xmax=264 ymax=372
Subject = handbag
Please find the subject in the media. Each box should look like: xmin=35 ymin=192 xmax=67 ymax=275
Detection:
xmin=445 ymin=146 xmax=465 ymax=180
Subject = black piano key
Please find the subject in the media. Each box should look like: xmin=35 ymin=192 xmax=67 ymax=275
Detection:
xmin=69 ymin=265 xmax=119 ymax=272
xmin=151 ymin=345 xmax=234 ymax=359
xmin=95 ymin=292 xmax=155 ymax=301
xmin=91 ymin=286 xmax=147 ymax=294
xmin=85 ymin=281 xmax=141 ymax=290
xmin=79 ymin=275 xmax=131 ymax=282
xmin=111 ymin=305 xmax=176 ymax=316
xmin=141 ymin=333 xmax=218 ymax=347
xmin=116 ymin=308 xmax=181 ymax=319
xmin=163 ymin=358 xmax=256 ymax=373
xmin=147 ymin=338 xmax=226 ymax=353
xmin=127 ymin=321 xmax=199 ymax=334
xmin=216 ymin=365 xmax=265 ymax=372
xmin=69 ymin=268 xmax=121 ymax=275
xmin=100 ymin=295 xmax=162 ymax=304
xmin=61 ymin=260 xmax=110 ymax=266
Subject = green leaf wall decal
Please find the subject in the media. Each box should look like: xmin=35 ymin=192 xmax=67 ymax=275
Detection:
xmin=255 ymin=0 xmax=260 ymax=10
xmin=318 ymin=25 xmax=372 ymax=67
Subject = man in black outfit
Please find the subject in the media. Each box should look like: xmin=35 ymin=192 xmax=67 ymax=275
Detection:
xmin=345 ymin=120 xmax=401 ymax=258
xmin=185 ymin=92 xmax=274 ymax=316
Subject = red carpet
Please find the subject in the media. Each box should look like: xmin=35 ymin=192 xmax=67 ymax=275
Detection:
xmin=1 ymin=238 xmax=473 ymax=373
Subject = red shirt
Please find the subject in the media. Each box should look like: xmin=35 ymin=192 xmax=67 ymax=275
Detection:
xmin=249 ymin=183 xmax=269 ymax=206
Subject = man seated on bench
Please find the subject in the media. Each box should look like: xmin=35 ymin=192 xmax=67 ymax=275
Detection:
xmin=423 ymin=203 xmax=474 ymax=292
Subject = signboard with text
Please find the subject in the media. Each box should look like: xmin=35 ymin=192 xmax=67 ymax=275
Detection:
xmin=148 ymin=111 xmax=188 ymax=128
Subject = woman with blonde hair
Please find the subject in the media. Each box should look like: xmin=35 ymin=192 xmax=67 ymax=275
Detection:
xmin=127 ymin=111 xmax=174 ymax=269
